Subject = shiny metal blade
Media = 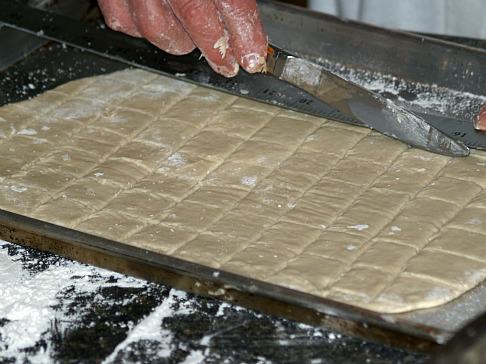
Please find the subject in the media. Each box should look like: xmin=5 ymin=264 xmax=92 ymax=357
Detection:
xmin=267 ymin=45 xmax=470 ymax=157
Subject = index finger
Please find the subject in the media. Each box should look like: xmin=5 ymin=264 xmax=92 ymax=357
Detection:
xmin=169 ymin=0 xmax=240 ymax=77
xmin=215 ymin=0 xmax=267 ymax=73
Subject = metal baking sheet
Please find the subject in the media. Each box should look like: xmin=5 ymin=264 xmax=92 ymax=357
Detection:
xmin=1 ymin=2 xmax=486 ymax=349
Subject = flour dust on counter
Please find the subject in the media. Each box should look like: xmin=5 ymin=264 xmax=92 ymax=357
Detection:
xmin=0 ymin=241 xmax=427 ymax=363
xmin=315 ymin=57 xmax=486 ymax=122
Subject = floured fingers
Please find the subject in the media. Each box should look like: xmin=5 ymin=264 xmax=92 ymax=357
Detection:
xmin=169 ymin=0 xmax=240 ymax=77
xmin=99 ymin=0 xmax=268 ymax=77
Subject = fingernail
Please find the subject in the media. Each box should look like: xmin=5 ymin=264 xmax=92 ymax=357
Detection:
xmin=474 ymin=106 xmax=486 ymax=131
xmin=222 ymin=61 xmax=239 ymax=77
xmin=241 ymin=53 xmax=266 ymax=73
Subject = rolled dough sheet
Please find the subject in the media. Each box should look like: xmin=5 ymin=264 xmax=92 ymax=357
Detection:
xmin=1 ymin=69 xmax=486 ymax=314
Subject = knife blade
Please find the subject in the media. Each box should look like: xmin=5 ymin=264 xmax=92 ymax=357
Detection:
xmin=0 ymin=0 xmax=469 ymax=157
xmin=266 ymin=45 xmax=469 ymax=157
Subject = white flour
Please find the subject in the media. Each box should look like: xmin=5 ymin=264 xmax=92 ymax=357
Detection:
xmin=103 ymin=290 xmax=195 ymax=363
xmin=314 ymin=57 xmax=486 ymax=122
xmin=0 ymin=241 xmax=149 ymax=362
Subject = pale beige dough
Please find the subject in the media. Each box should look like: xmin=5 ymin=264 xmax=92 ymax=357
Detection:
xmin=1 ymin=69 xmax=486 ymax=314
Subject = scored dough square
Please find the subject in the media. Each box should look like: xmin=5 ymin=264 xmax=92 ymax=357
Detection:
xmin=46 ymin=98 xmax=102 ymax=123
xmin=251 ymin=116 xmax=318 ymax=147
xmin=71 ymin=127 xmax=125 ymax=156
xmin=355 ymin=241 xmax=417 ymax=272
xmin=372 ymin=149 xmax=449 ymax=194
xmin=109 ymin=141 xmax=171 ymax=170
xmin=325 ymin=158 xmax=386 ymax=186
xmin=226 ymin=139 xmax=291 ymax=166
xmin=443 ymin=154 xmax=486 ymax=188
xmin=278 ymin=150 xmax=333 ymax=178
xmin=163 ymin=89 xmax=236 ymax=127
xmin=263 ymin=168 xmax=318 ymax=192
xmin=210 ymin=210 xmax=274 ymax=240
xmin=33 ymin=197 xmax=97 ymax=228
xmin=178 ymin=131 xmax=243 ymax=162
xmin=417 ymin=176 xmax=482 ymax=206
xmin=163 ymin=201 xmax=224 ymax=230
xmin=135 ymin=117 xmax=197 ymax=149
xmin=127 ymin=223 xmax=197 ymax=254
xmin=300 ymin=125 xmax=368 ymax=157
xmin=346 ymin=133 xmax=407 ymax=164
xmin=36 ymin=147 xmax=101 ymax=177
xmin=134 ymin=174 xmax=195 ymax=200
xmin=0 ymin=158 xmax=24 ymax=177
xmin=0 ymin=182 xmax=49 ymax=215
xmin=305 ymin=238 xmax=363 ymax=263
xmin=399 ymin=198 xmax=460 ymax=228
xmin=89 ymin=159 xmax=150 ymax=188
xmin=104 ymin=189 xmax=174 ymax=221
xmin=447 ymin=207 xmax=486 ymax=235
xmin=330 ymin=266 xmax=391 ymax=299
xmin=245 ymin=186 xmax=301 ymax=212
xmin=75 ymin=75 xmax=136 ymax=104
xmin=204 ymin=161 xmax=271 ymax=190
xmin=470 ymin=192 xmax=486 ymax=209
xmin=119 ymin=90 xmax=183 ymax=116
xmin=223 ymin=244 xmax=295 ymax=279
xmin=9 ymin=167 xmax=75 ymax=193
xmin=173 ymin=232 xmax=244 ymax=268
xmin=61 ymin=177 xmax=122 ymax=210
xmin=0 ymin=136 xmax=53 ymax=162
xmin=1 ymin=69 xmax=486 ymax=315
xmin=428 ymin=228 xmax=486 ymax=262
xmin=268 ymin=254 xmax=346 ymax=292
xmin=404 ymin=250 xmax=486 ymax=288
xmin=157 ymin=151 xmax=219 ymax=182
xmin=232 ymin=198 xmax=283 ymax=221
xmin=186 ymin=186 xmax=247 ymax=209
xmin=374 ymin=276 xmax=460 ymax=312
xmin=258 ymin=221 xmax=322 ymax=255
xmin=76 ymin=210 xmax=146 ymax=241
xmin=206 ymin=107 xmax=274 ymax=138
xmin=96 ymin=108 xmax=156 ymax=137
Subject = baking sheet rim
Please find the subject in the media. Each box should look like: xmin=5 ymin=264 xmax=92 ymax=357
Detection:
xmin=0 ymin=208 xmax=446 ymax=349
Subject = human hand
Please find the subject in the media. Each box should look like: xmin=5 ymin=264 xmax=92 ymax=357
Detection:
xmin=474 ymin=104 xmax=486 ymax=131
xmin=98 ymin=0 xmax=268 ymax=77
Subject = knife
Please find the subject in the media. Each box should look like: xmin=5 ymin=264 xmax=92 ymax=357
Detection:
xmin=0 ymin=0 xmax=469 ymax=157
xmin=266 ymin=45 xmax=469 ymax=157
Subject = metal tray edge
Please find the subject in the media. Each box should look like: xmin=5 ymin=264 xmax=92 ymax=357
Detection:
xmin=0 ymin=208 xmax=443 ymax=351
